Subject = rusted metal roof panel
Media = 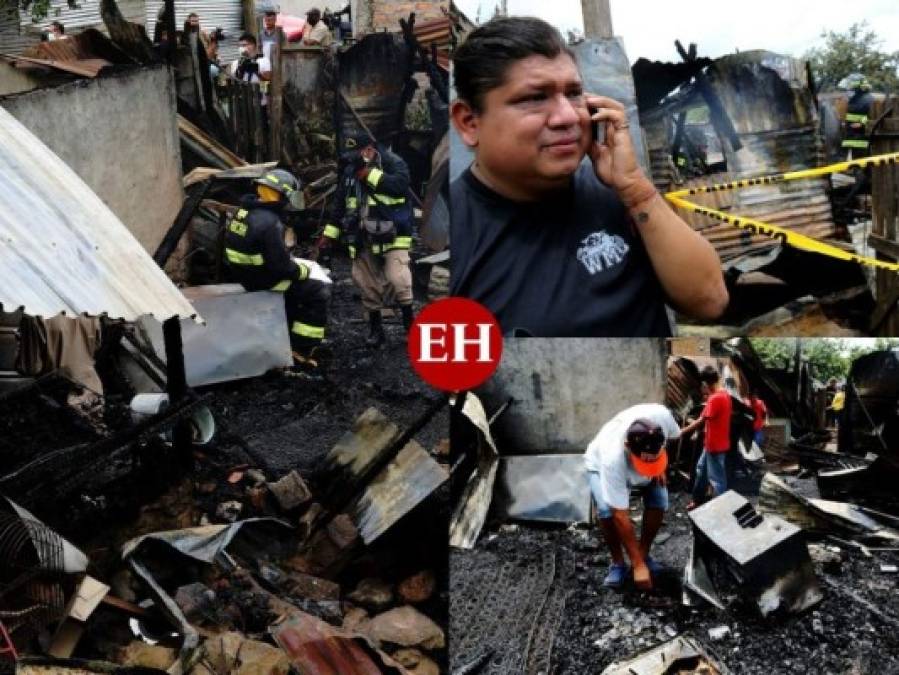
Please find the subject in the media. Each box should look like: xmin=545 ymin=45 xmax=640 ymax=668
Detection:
xmin=352 ymin=439 xmax=448 ymax=544
xmin=641 ymin=51 xmax=836 ymax=267
xmin=0 ymin=53 xmax=110 ymax=77
xmin=0 ymin=106 xmax=198 ymax=322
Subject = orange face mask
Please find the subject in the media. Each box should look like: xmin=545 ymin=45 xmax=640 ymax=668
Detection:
xmin=257 ymin=185 xmax=281 ymax=202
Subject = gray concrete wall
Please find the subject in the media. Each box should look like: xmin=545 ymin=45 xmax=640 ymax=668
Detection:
xmin=476 ymin=339 xmax=668 ymax=454
xmin=0 ymin=65 xmax=183 ymax=254
xmin=0 ymin=62 xmax=43 ymax=97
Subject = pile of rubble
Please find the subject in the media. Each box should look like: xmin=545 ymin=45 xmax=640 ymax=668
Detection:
xmin=0 ymin=400 xmax=448 ymax=674
xmin=449 ymin=341 xmax=899 ymax=674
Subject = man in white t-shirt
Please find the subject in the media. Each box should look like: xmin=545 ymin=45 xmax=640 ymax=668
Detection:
xmin=230 ymin=33 xmax=273 ymax=106
xmin=584 ymin=403 xmax=680 ymax=590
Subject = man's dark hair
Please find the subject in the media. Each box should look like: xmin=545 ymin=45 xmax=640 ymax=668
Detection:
xmin=264 ymin=10 xmax=277 ymax=16
xmin=51 ymin=20 xmax=64 ymax=33
xmin=239 ymin=32 xmax=257 ymax=46
xmin=626 ymin=419 xmax=665 ymax=455
xmin=699 ymin=365 xmax=720 ymax=386
xmin=452 ymin=16 xmax=575 ymax=113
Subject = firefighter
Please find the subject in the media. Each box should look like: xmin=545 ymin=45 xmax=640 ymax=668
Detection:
xmin=224 ymin=169 xmax=330 ymax=368
xmin=840 ymin=73 xmax=874 ymax=158
xmin=323 ymin=134 xmax=415 ymax=347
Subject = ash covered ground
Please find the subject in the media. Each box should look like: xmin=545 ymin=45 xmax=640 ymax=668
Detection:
xmin=203 ymin=255 xmax=445 ymax=478
xmin=452 ymin=474 xmax=899 ymax=675
xmin=9 ymin=254 xmax=451 ymax=668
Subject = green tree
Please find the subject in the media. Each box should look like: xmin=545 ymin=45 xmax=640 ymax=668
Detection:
xmin=804 ymin=22 xmax=899 ymax=93
xmin=0 ymin=0 xmax=78 ymax=23
xmin=751 ymin=338 xmax=899 ymax=383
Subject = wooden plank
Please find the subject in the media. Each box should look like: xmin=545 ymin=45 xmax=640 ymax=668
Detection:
xmin=251 ymin=84 xmax=265 ymax=163
xmin=270 ymin=35 xmax=283 ymax=163
xmin=871 ymin=98 xmax=899 ymax=335
xmin=581 ymin=0 xmax=613 ymax=39
xmin=178 ymin=115 xmax=246 ymax=168
xmin=868 ymin=232 xmax=899 ymax=260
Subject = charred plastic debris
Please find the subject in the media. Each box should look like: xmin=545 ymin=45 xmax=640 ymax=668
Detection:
xmin=449 ymin=339 xmax=899 ymax=674
xmin=0 ymin=11 xmax=455 ymax=675
xmin=633 ymin=46 xmax=884 ymax=335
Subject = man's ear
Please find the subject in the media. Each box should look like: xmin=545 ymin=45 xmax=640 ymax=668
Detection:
xmin=451 ymin=98 xmax=480 ymax=148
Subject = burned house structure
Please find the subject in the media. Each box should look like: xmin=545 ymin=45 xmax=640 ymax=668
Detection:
xmin=449 ymin=337 xmax=899 ymax=674
xmin=0 ymin=3 xmax=453 ymax=671
xmin=634 ymin=48 xmax=879 ymax=334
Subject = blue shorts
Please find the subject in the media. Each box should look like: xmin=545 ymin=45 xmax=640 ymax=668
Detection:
xmin=587 ymin=470 xmax=668 ymax=520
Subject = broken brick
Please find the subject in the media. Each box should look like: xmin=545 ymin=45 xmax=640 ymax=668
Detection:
xmin=286 ymin=572 xmax=341 ymax=602
xmin=397 ymin=570 xmax=436 ymax=604
xmin=348 ymin=578 xmax=394 ymax=611
xmin=267 ymin=470 xmax=312 ymax=512
xmin=366 ymin=605 xmax=445 ymax=650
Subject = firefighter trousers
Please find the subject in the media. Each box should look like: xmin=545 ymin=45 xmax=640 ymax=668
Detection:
xmin=351 ymin=248 xmax=413 ymax=312
xmin=282 ymin=278 xmax=330 ymax=351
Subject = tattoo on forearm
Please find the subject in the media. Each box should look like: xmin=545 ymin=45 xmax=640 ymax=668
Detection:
xmin=634 ymin=211 xmax=650 ymax=225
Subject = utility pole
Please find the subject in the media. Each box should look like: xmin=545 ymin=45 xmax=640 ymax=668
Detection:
xmin=581 ymin=0 xmax=613 ymax=39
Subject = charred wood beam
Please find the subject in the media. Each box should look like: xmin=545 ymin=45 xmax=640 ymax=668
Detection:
xmin=162 ymin=318 xmax=192 ymax=456
xmin=399 ymin=13 xmax=447 ymax=104
xmin=153 ymin=179 xmax=212 ymax=269
xmin=100 ymin=0 xmax=156 ymax=63
xmin=675 ymin=39 xmax=742 ymax=153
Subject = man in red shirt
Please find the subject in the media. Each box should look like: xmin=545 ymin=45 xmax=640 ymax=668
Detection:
xmin=681 ymin=365 xmax=732 ymax=507
xmin=748 ymin=392 xmax=768 ymax=447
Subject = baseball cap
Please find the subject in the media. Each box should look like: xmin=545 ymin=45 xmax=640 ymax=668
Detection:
xmin=626 ymin=418 xmax=668 ymax=478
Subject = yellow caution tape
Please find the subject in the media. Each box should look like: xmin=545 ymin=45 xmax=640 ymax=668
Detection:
xmin=664 ymin=151 xmax=899 ymax=272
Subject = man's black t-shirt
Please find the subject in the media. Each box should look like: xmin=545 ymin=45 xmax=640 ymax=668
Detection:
xmin=450 ymin=163 xmax=671 ymax=337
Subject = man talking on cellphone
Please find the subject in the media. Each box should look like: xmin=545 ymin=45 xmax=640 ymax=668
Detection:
xmin=449 ymin=16 xmax=728 ymax=336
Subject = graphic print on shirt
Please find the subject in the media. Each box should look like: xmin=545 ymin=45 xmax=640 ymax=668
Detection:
xmin=576 ymin=230 xmax=630 ymax=275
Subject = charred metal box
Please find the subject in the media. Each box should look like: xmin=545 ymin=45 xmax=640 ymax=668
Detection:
xmin=689 ymin=490 xmax=823 ymax=617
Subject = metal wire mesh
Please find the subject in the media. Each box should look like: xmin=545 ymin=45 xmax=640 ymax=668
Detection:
xmin=0 ymin=512 xmax=67 ymax=650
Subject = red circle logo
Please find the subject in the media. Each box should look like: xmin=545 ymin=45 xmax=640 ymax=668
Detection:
xmin=407 ymin=298 xmax=503 ymax=392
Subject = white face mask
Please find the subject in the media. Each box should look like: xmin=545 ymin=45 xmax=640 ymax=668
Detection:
xmin=239 ymin=46 xmax=250 ymax=56
xmin=48 ymin=32 xmax=57 ymax=41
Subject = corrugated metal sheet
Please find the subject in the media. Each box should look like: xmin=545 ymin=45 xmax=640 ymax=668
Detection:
xmin=352 ymin=439 xmax=448 ymax=544
xmin=2 ymin=53 xmax=109 ymax=77
xmin=643 ymin=51 xmax=836 ymax=266
xmin=144 ymin=0 xmax=243 ymax=64
xmin=1 ymin=5 xmax=34 ymax=55
xmin=0 ymin=105 xmax=197 ymax=321
xmin=4 ymin=0 xmax=145 ymax=55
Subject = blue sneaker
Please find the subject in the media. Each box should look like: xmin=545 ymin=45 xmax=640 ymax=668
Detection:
xmin=603 ymin=563 xmax=630 ymax=588
xmin=644 ymin=556 xmax=665 ymax=574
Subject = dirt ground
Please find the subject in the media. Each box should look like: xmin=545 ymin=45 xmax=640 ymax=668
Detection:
xmin=451 ymin=471 xmax=899 ymax=675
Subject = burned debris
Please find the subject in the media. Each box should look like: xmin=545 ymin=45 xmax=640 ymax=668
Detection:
xmin=0 ymin=1 xmax=451 ymax=671
xmin=634 ymin=46 xmax=894 ymax=335
xmin=449 ymin=338 xmax=899 ymax=673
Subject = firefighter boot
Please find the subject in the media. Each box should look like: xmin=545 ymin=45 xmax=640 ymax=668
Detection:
xmin=366 ymin=311 xmax=386 ymax=347
xmin=401 ymin=305 xmax=415 ymax=333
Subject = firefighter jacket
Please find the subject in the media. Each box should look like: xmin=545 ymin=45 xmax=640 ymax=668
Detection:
xmin=843 ymin=90 xmax=874 ymax=151
xmin=323 ymin=146 xmax=414 ymax=257
xmin=223 ymin=196 xmax=310 ymax=291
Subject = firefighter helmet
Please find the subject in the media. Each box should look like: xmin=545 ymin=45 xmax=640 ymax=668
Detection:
xmin=838 ymin=73 xmax=872 ymax=92
xmin=254 ymin=169 xmax=305 ymax=210
xmin=255 ymin=169 xmax=299 ymax=197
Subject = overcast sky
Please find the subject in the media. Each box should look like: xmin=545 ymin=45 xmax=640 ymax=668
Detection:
xmin=455 ymin=0 xmax=899 ymax=63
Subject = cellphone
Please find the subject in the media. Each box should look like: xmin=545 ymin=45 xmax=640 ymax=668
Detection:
xmin=589 ymin=106 xmax=604 ymax=145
